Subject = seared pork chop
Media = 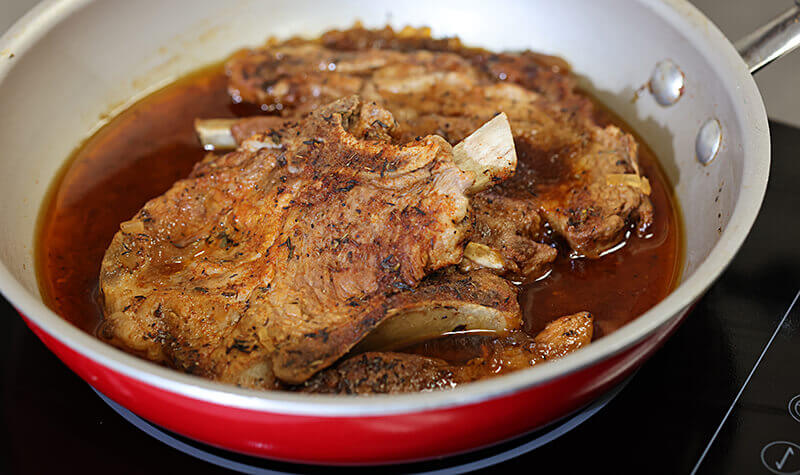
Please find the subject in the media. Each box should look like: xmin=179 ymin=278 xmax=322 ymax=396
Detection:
xmin=356 ymin=268 xmax=522 ymax=352
xmin=301 ymin=311 xmax=593 ymax=394
xmin=224 ymin=27 xmax=653 ymax=260
xmin=100 ymin=97 xmax=476 ymax=385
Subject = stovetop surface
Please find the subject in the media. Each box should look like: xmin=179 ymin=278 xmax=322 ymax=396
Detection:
xmin=2 ymin=121 xmax=799 ymax=474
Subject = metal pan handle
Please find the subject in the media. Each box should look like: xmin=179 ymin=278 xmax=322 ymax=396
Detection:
xmin=735 ymin=0 xmax=800 ymax=73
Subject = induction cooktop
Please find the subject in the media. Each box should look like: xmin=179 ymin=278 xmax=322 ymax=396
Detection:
xmin=2 ymin=121 xmax=798 ymax=474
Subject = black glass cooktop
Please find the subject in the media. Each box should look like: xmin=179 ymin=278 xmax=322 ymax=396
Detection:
xmin=2 ymin=121 xmax=799 ymax=474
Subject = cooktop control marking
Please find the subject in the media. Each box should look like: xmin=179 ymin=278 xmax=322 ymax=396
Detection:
xmin=691 ymin=290 xmax=800 ymax=475
xmin=761 ymin=441 xmax=800 ymax=474
xmin=790 ymin=395 xmax=800 ymax=423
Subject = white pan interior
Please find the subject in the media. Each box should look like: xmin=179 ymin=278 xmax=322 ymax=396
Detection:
xmin=0 ymin=0 xmax=768 ymax=414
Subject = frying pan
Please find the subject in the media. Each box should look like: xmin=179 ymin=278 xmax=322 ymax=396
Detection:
xmin=0 ymin=0 xmax=796 ymax=465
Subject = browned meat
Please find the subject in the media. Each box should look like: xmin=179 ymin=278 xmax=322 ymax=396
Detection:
xmin=227 ymin=44 xmax=375 ymax=113
xmin=356 ymin=268 xmax=522 ymax=352
xmin=230 ymin=116 xmax=287 ymax=143
xmin=527 ymin=126 xmax=655 ymax=257
xmin=320 ymin=25 xmax=462 ymax=54
xmin=226 ymin=43 xmax=479 ymax=117
xmin=534 ymin=311 xmax=594 ymax=360
xmin=466 ymin=50 xmax=576 ymax=102
xmin=467 ymin=192 xmax=557 ymax=278
xmin=99 ymin=96 xmax=475 ymax=386
xmin=224 ymin=27 xmax=653 ymax=259
xmin=320 ymin=25 xmax=574 ymax=101
xmin=299 ymin=352 xmax=460 ymax=394
xmin=300 ymin=311 xmax=593 ymax=394
xmin=388 ymin=84 xmax=654 ymax=258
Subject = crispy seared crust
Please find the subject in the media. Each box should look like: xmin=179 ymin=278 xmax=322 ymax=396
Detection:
xmin=533 ymin=311 xmax=594 ymax=360
xmin=467 ymin=192 xmax=558 ymax=278
xmin=389 ymin=268 xmax=520 ymax=312
xmin=301 ymin=311 xmax=593 ymax=394
xmin=225 ymin=26 xmax=653 ymax=260
xmin=231 ymin=116 xmax=288 ymax=144
xmin=101 ymin=26 xmax=642 ymax=392
xmin=356 ymin=268 xmax=522 ymax=351
xmin=100 ymin=97 xmax=473 ymax=385
xmin=299 ymin=352 xmax=459 ymax=394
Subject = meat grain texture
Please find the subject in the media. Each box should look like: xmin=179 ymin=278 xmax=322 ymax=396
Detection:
xmin=228 ymin=25 xmax=653 ymax=263
xmin=302 ymin=311 xmax=593 ymax=394
xmin=101 ymin=97 xmax=473 ymax=386
xmin=100 ymin=26 xmax=653 ymax=393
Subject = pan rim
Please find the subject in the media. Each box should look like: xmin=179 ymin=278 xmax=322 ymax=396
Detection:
xmin=0 ymin=0 xmax=770 ymax=417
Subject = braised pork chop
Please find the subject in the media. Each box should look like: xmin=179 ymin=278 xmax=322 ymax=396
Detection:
xmin=301 ymin=311 xmax=593 ymax=394
xmin=319 ymin=25 xmax=576 ymax=102
xmin=356 ymin=268 xmax=522 ymax=352
xmin=225 ymin=27 xmax=653 ymax=260
xmin=99 ymin=96 xmax=477 ymax=385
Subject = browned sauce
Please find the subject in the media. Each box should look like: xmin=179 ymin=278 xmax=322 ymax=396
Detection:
xmin=36 ymin=64 xmax=682 ymax=359
xmin=521 ymin=102 xmax=682 ymax=339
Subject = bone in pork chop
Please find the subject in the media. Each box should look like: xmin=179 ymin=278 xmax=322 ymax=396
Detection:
xmin=225 ymin=27 xmax=653 ymax=260
xmin=301 ymin=311 xmax=593 ymax=394
xmin=99 ymin=96 xmax=478 ymax=386
xmin=356 ymin=268 xmax=522 ymax=352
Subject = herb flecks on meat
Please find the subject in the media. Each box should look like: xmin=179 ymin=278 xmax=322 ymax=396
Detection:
xmin=225 ymin=25 xmax=653 ymax=260
xmin=100 ymin=97 xmax=475 ymax=386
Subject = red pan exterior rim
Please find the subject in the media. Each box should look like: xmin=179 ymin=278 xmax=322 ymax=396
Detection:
xmin=0 ymin=0 xmax=770 ymax=466
xmin=21 ymin=310 xmax=686 ymax=464
xmin=0 ymin=0 xmax=768 ymax=420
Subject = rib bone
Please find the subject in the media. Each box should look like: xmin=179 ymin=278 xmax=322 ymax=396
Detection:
xmin=194 ymin=118 xmax=239 ymax=150
xmin=195 ymin=113 xmax=516 ymax=194
xmin=451 ymin=113 xmax=516 ymax=193
xmin=355 ymin=269 xmax=521 ymax=352
xmin=461 ymin=241 xmax=510 ymax=272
